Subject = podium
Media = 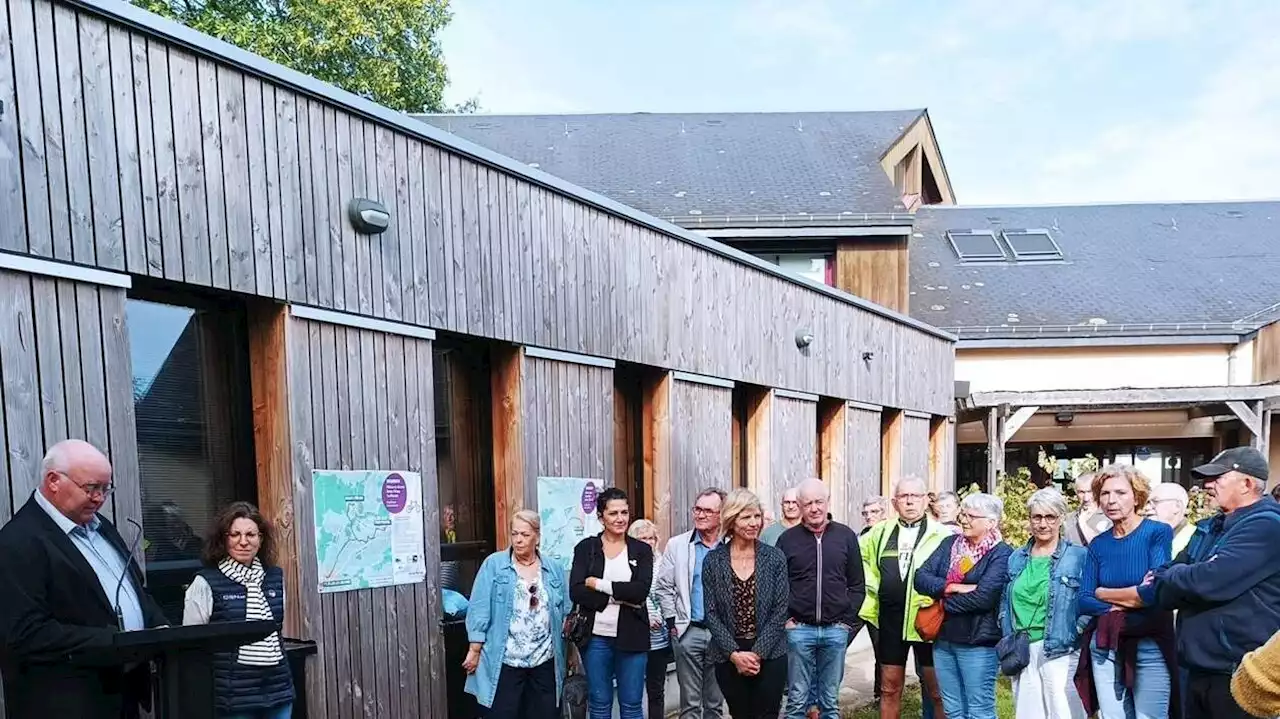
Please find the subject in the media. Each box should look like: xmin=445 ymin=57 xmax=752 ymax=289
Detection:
xmin=107 ymin=620 xmax=279 ymax=719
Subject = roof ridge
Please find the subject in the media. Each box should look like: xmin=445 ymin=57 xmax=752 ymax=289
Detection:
xmin=922 ymin=198 xmax=1280 ymax=211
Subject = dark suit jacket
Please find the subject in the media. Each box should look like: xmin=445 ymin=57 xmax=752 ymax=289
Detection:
xmin=0 ymin=497 xmax=169 ymax=719
xmin=569 ymin=534 xmax=654 ymax=653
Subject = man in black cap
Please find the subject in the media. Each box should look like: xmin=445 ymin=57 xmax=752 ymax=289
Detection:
xmin=1135 ymin=447 xmax=1280 ymax=718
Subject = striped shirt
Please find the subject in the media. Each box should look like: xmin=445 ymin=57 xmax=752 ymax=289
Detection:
xmin=184 ymin=559 xmax=285 ymax=666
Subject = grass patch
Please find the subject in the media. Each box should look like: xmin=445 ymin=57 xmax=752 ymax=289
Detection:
xmin=845 ymin=676 xmax=1015 ymax=719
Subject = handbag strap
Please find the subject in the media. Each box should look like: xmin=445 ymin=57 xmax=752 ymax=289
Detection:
xmin=570 ymin=537 xmax=599 ymax=615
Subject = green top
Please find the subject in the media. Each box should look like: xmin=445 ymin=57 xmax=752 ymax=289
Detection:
xmin=1012 ymin=555 xmax=1051 ymax=642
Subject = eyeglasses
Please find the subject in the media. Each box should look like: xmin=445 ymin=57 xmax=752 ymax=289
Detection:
xmin=1029 ymin=514 xmax=1060 ymax=524
xmin=56 ymin=471 xmax=115 ymax=498
xmin=958 ymin=512 xmax=991 ymax=523
xmin=693 ymin=506 xmax=720 ymax=516
xmin=529 ymin=583 xmax=539 ymax=610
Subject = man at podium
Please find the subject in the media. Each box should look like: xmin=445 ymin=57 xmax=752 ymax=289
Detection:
xmin=0 ymin=439 xmax=169 ymax=719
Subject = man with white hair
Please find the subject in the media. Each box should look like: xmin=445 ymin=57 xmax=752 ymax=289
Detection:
xmin=0 ymin=439 xmax=168 ymax=718
xmin=777 ymin=478 xmax=865 ymax=719
xmin=1148 ymin=482 xmax=1196 ymax=556
xmin=858 ymin=476 xmax=950 ymax=719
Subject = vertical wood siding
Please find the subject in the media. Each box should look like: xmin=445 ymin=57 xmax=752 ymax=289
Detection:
xmin=521 ymin=357 xmax=614 ymax=508
xmin=3 ymin=0 xmax=953 ymax=415
xmin=667 ymin=379 xmax=733 ymax=536
xmin=901 ymin=414 xmax=931 ymax=481
xmin=844 ymin=406 xmax=883 ymax=527
xmin=285 ymin=317 xmax=444 ymax=718
xmin=767 ymin=396 xmax=818 ymax=514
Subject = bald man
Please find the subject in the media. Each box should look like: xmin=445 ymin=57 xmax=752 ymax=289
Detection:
xmin=1148 ymin=482 xmax=1196 ymax=557
xmin=761 ymin=487 xmax=802 ymax=546
xmin=0 ymin=439 xmax=167 ymax=719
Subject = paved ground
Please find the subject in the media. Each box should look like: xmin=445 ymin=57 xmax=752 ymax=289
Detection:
xmin=653 ymin=629 xmax=920 ymax=717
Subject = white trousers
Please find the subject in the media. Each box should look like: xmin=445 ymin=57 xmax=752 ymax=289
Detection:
xmin=1012 ymin=640 xmax=1087 ymax=719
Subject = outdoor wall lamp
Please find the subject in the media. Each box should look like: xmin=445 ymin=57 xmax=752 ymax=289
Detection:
xmin=795 ymin=329 xmax=814 ymax=349
xmin=348 ymin=198 xmax=390 ymax=234
xmin=1056 ymin=411 xmax=1075 ymax=425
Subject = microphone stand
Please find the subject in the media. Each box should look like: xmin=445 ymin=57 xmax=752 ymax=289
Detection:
xmin=115 ymin=517 xmax=145 ymax=631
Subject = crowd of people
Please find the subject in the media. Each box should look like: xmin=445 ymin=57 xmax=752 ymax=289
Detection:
xmin=7 ymin=437 xmax=1280 ymax=719
xmin=464 ymin=446 xmax=1280 ymax=719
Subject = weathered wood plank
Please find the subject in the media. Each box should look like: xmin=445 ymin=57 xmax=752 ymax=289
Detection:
xmin=100 ymin=288 xmax=142 ymax=533
xmin=309 ymin=103 xmax=332 ymax=308
xmin=407 ymin=140 xmax=428 ymax=326
xmin=338 ymin=326 xmax=363 ymax=719
xmin=398 ymin=337 xmax=425 ymax=716
xmin=275 ymin=90 xmax=303 ymax=301
xmin=316 ymin=322 xmax=341 ymax=718
xmin=55 ymin=280 xmax=86 ymax=439
xmin=385 ymin=336 xmax=414 ymax=716
xmin=423 ymin=145 xmax=446 ymax=327
xmin=351 ymin=120 xmax=372 ymax=316
xmin=104 ymin=25 xmax=145 ymax=273
xmin=127 ymin=33 xmax=163 ymax=276
xmin=322 ymin=107 xmax=344 ymax=311
xmin=529 ymin=188 xmax=547 ymax=346
xmin=295 ymin=98 xmax=318 ymax=304
xmin=261 ymin=84 xmax=285 ymax=299
xmin=459 ymin=159 xmax=482 ymax=334
xmin=334 ymin=111 xmax=356 ymax=311
xmin=415 ymin=337 xmax=446 ymax=716
xmin=75 ymin=285 xmax=110 ymax=490
xmin=30 ymin=277 xmax=66 ymax=447
xmin=11 ymin=0 xmax=51 ymax=258
xmin=363 ymin=123 xmax=383 ymax=320
xmin=217 ymin=66 xmax=255 ymax=293
xmin=80 ymin=16 xmax=124 ymax=269
xmin=444 ymin=154 xmax=464 ymax=331
xmin=476 ymin=168 xmax=495 ymax=339
xmin=195 ymin=57 xmax=229 ymax=287
xmin=375 ymin=126 xmax=401 ymax=321
xmin=32 ymin=0 xmax=69 ymax=260
xmin=330 ymin=327 xmax=354 ymax=719
xmin=286 ymin=318 xmax=327 ymax=719
xmin=144 ymin=42 xmax=183 ymax=279
xmin=243 ymin=78 xmax=273 ymax=295
xmin=169 ymin=51 xmax=209 ymax=282
xmin=0 ymin=272 xmax=43 ymax=499
xmin=373 ymin=331 xmax=395 ymax=716
xmin=394 ymin=134 xmax=414 ymax=325
xmin=0 ymin=0 xmax=24 ymax=253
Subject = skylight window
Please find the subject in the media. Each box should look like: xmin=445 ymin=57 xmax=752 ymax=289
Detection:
xmin=946 ymin=230 xmax=1005 ymax=263
xmin=1002 ymin=229 xmax=1063 ymax=261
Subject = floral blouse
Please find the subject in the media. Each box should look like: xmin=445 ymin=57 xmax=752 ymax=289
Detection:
xmin=503 ymin=574 xmax=554 ymax=668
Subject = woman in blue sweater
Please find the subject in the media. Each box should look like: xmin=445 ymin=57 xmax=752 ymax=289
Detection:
xmin=1077 ymin=465 xmax=1175 ymax=719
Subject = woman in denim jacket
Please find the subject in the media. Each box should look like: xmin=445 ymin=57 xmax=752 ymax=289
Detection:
xmin=463 ymin=510 xmax=571 ymax=718
xmin=1000 ymin=488 xmax=1088 ymax=719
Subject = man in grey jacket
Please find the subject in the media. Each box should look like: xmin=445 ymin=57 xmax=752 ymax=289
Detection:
xmin=1064 ymin=471 xmax=1111 ymax=546
xmin=655 ymin=487 xmax=726 ymax=719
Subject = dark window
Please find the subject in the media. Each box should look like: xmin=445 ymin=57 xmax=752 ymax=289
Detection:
xmin=127 ymin=291 xmax=256 ymax=621
xmin=1002 ymin=229 xmax=1063 ymax=261
xmin=946 ymin=230 xmax=1005 ymax=262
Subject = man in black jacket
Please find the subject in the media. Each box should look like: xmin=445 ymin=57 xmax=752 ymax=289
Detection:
xmin=1137 ymin=447 xmax=1280 ymax=719
xmin=0 ymin=439 xmax=168 ymax=719
xmin=777 ymin=478 xmax=865 ymax=719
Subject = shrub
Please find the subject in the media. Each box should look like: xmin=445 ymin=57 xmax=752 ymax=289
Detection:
xmin=959 ymin=465 xmax=1038 ymax=547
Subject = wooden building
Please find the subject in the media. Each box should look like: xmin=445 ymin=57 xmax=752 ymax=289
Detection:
xmin=0 ymin=0 xmax=955 ymax=716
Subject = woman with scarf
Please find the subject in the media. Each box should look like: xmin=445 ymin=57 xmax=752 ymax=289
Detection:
xmin=915 ymin=492 xmax=1012 ymax=719
xmin=184 ymin=502 xmax=294 ymax=719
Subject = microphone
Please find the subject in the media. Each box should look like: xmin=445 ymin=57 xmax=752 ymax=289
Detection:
xmin=115 ymin=517 xmax=145 ymax=631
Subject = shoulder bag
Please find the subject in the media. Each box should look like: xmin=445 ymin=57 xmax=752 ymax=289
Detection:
xmin=996 ymin=559 xmax=1047 ymax=676
xmin=563 ymin=540 xmax=595 ymax=649
xmin=914 ymin=599 xmax=945 ymax=641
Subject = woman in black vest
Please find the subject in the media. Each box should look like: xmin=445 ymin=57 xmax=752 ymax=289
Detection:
xmin=184 ymin=502 xmax=294 ymax=719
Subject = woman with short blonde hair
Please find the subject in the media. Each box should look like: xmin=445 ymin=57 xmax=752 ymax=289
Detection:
xmin=628 ymin=518 xmax=670 ymax=719
xmin=720 ymin=489 xmax=765 ymax=539
xmin=463 ymin=508 xmax=570 ymax=717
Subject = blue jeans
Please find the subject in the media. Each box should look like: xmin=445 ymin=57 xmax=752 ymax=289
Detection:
xmin=224 ymin=704 xmax=292 ymax=719
xmin=784 ymin=623 xmax=848 ymax=719
xmin=933 ymin=641 xmax=998 ymax=719
xmin=1090 ymin=636 xmax=1170 ymax=719
xmin=584 ymin=636 xmax=646 ymax=719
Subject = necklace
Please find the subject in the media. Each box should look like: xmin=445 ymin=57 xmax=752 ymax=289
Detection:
xmin=514 ymin=554 xmax=538 ymax=567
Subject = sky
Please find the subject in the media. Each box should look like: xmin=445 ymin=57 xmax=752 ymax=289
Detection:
xmin=438 ymin=0 xmax=1280 ymax=207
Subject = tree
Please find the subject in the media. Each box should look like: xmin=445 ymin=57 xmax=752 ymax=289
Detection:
xmin=135 ymin=0 xmax=473 ymax=113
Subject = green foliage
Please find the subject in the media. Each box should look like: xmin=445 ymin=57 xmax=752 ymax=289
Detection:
xmin=134 ymin=0 xmax=471 ymax=113
xmin=958 ymin=465 xmax=1038 ymax=548
xmin=1187 ymin=485 xmax=1216 ymax=524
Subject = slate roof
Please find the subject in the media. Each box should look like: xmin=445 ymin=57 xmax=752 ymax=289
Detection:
xmin=910 ymin=201 xmax=1280 ymax=339
xmin=414 ymin=110 xmax=927 ymax=224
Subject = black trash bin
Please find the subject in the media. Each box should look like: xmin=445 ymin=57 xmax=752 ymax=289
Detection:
xmin=283 ymin=638 xmax=318 ymax=718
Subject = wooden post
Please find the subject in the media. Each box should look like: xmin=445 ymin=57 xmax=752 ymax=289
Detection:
xmin=818 ymin=399 xmax=848 ymax=520
xmin=247 ymin=302 xmax=302 ymax=638
xmin=491 ymin=345 xmax=524 ymax=551
xmin=928 ymin=416 xmax=949 ymax=492
xmin=881 ymin=409 xmax=904 ymax=496
xmin=986 ymin=406 xmax=1007 ymax=491
xmin=642 ymin=372 xmax=673 ymax=542
xmin=745 ymin=389 xmax=774 ymax=506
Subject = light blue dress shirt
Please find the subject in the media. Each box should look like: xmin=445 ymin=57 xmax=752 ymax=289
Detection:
xmin=33 ymin=491 xmax=147 ymax=631
xmin=689 ymin=536 xmax=715 ymax=623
